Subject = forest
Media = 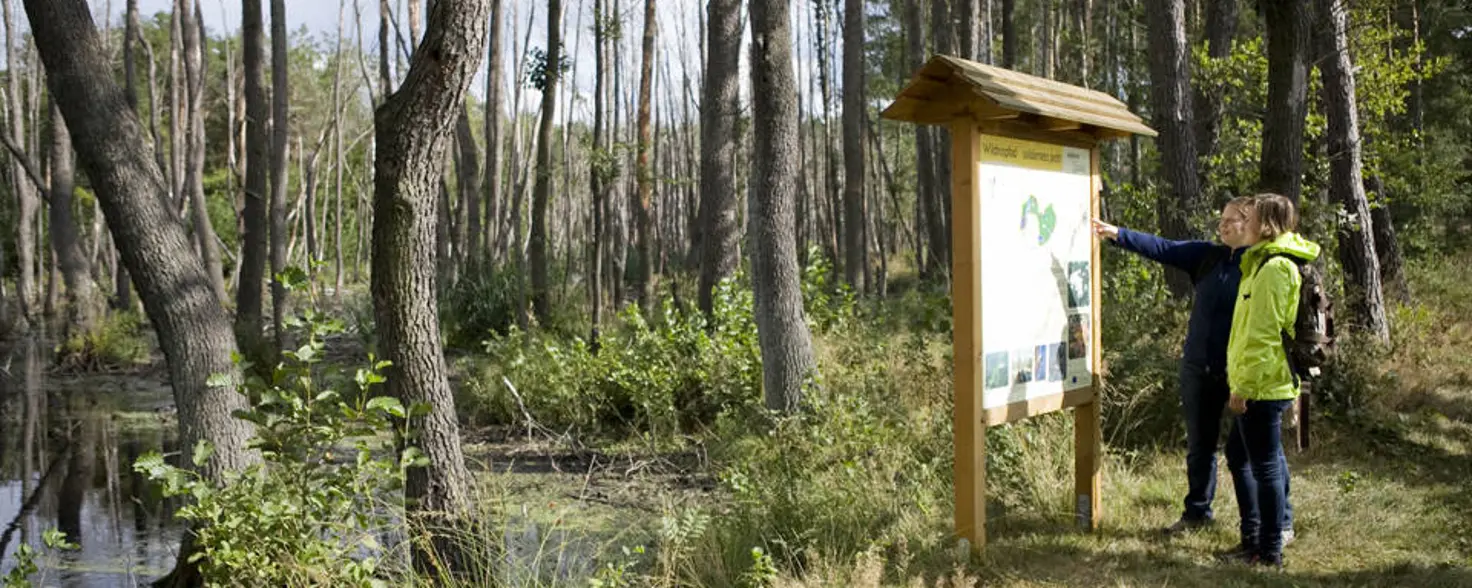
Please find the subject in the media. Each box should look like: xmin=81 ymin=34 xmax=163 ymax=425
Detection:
xmin=0 ymin=0 xmax=1470 ymax=586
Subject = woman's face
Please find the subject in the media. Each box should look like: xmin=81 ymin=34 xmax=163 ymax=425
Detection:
xmin=1217 ymin=203 xmax=1249 ymax=248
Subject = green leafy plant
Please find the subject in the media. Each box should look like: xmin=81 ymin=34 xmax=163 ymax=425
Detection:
xmin=2 ymin=529 xmax=78 ymax=588
xmin=134 ymin=268 xmax=425 ymax=587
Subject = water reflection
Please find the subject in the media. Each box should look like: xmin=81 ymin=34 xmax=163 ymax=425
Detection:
xmin=0 ymin=336 xmax=182 ymax=586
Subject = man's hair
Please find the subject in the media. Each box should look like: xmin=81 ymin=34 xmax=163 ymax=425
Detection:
xmin=1250 ymin=193 xmax=1298 ymax=240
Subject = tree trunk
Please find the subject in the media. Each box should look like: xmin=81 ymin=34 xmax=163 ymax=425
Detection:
xmin=749 ymin=0 xmax=817 ymax=412
xmin=632 ymin=0 xmax=656 ymax=314
xmin=696 ymin=0 xmax=741 ymax=318
xmin=238 ymin=0 xmax=270 ymax=363
xmin=1192 ymin=0 xmax=1236 ymax=188
xmin=1258 ymin=0 xmax=1311 ymax=203
xmin=24 ymin=0 xmax=257 ymax=582
xmin=1317 ymin=0 xmax=1388 ymax=342
xmin=528 ymin=0 xmax=561 ymax=322
xmin=1146 ymin=0 xmax=1201 ymax=298
xmin=48 ymin=102 xmax=101 ymax=339
xmin=5 ymin=0 xmax=35 ymax=326
xmin=482 ymin=0 xmax=503 ymax=266
xmin=455 ymin=107 xmax=480 ymax=270
xmin=1366 ymin=177 xmax=1409 ymax=304
xmin=903 ymin=0 xmax=933 ymax=278
xmin=183 ymin=0 xmax=227 ymax=306
xmin=589 ymin=0 xmax=608 ymax=348
xmin=48 ymin=102 xmax=101 ymax=338
xmin=842 ymin=0 xmax=866 ymax=293
xmin=333 ymin=0 xmax=347 ymax=298
xmin=1001 ymin=0 xmax=1017 ymax=69
xmin=370 ymin=0 xmax=487 ymax=570
xmin=929 ymin=0 xmax=953 ymax=282
xmin=269 ymin=0 xmax=290 ymax=356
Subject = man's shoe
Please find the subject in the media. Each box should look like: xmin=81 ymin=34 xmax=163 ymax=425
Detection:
xmin=1247 ymin=554 xmax=1284 ymax=570
xmin=1162 ymin=517 xmax=1211 ymax=536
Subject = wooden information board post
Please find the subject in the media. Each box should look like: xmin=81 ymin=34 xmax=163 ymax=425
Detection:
xmin=880 ymin=55 xmax=1157 ymax=555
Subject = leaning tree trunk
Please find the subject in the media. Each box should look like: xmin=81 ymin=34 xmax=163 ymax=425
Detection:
xmin=370 ymin=0 xmax=488 ymax=571
xmin=23 ymin=0 xmax=257 ymax=583
xmin=238 ymin=0 xmax=270 ymax=364
xmin=269 ymin=0 xmax=290 ymax=355
xmin=696 ymin=0 xmax=741 ymax=317
xmin=841 ymin=0 xmax=866 ymax=292
xmin=1259 ymin=0 xmax=1311 ymax=203
xmin=1318 ymin=0 xmax=1388 ymax=342
xmin=1145 ymin=0 xmax=1201 ymax=298
xmin=749 ymin=0 xmax=817 ymax=412
xmin=48 ymin=101 xmax=101 ymax=340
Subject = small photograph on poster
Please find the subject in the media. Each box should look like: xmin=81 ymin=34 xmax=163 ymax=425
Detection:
xmin=1011 ymin=348 xmax=1035 ymax=385
xmin=1033 ymin=344 xmax=1048 ymax=382
xmin=984 ymin=351 xmax=1010 ymax=390
xmin=1047 ymin=342 xmax=1064 ymax=381
xmin=1068 ymin=314 xmax=1090 ymax=360
xmin=1067 ymin=260 xmax=1091 ymax=309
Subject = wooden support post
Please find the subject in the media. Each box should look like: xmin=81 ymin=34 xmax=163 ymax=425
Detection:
xmin=1074 ymin=147 xmax=1104 ymax=531
xmin=950 ymin=120 xmax=986 ymax=555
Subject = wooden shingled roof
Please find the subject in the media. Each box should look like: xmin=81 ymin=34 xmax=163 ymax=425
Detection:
xmin=881 ymin=55 xmax=1156 ymax=141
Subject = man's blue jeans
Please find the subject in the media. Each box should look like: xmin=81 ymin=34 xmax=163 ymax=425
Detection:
xmin=1179 ymin=363 xmax=1292 ymax=528
xmin=1225 ymin=398 xmax=1295 ymax=560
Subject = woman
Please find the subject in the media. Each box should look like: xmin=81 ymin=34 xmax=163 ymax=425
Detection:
xmin=1092 ymin=200 xmax=1292 ymax=541
xmin=1222 ymin=193 xmax=1319 ymax=568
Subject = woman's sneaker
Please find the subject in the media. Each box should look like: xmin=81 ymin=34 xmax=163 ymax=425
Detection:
xmin=1214 ymin=542 xmax=1256 ymax=564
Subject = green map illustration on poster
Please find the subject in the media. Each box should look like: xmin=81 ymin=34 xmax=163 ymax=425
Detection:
xmin=977 ymin=135 xmax=1094 ymax=410
xmin=1020 ymin=196 xmax=1057 ymax=245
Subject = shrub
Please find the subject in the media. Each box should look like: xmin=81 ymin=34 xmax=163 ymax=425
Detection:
xmin=55 ymin=311 xmax=152 ymax=372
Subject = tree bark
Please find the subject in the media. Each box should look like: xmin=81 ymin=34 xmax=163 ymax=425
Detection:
xmin=49 ymin=101 xmax=101 ymax=339
xmin=903 ymin=0 xmax=934 ymax=278
xmin=749 ymin=0 xmax=817 ymax=412
xmin=1001 ymin=0 xmax=1017 ymax=69
xmin=455 ymin=107 xmax=480 ymax=270
xmin=1145 ymin=0 xmax=1202 ymax=298
xmin=1259 ymin=0 xmax=1311 ymax=203
xmin=842 ymin=0 xmax=866 ymax=293
xmin=23 ymin=0 xmax=257 ymax=581
xmin=4 ymin=0 xmax=35 ymax=326
xmin=238 ymin=0 xmax=270 ymax=363
xmin=183 ymin=0 xmax=227 ymax=305
xmin=482 ymin=0 xmax=504 ymax=266
xmin=696 ymin=0 xmax=741 ymax=318
xmin=270 ymin=0 xmax=290 ymax=355
xmin=1317 ymin=0 xmax=1388 ymax=342
xmin=1366 ymin=177 xmax=1409 ymax=304
xmin=1192 ymin=0 xmax=1236 ymax=185
xmin=589 ymin=0 xmax=609 ymax=348
xmin=528 ymin=0 xmax=561 ymax=322
xmin=632 ymin=0 xmax=656 ymax=314
xmin=370 ymin=0 xmax=488 ymax=569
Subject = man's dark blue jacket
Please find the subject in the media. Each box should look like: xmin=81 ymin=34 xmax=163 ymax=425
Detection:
xmin=1110 ymin=228 xmax=1245 ymax=376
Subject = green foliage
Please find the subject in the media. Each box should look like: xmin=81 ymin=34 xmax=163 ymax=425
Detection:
xmin=441 ymin=267 xmax=525 ymax=350
xmin=526 ymin=47 xmax=573 ymax=92
xmin=134 ymin=273 xmax=420 ymax=587
xmin=467 ymin=276 xmax=761 ymax=439
xmin=1 ymin=529 xmax=78 ymax=588
xmin=56 ymin=310 xmax=152 ymax=371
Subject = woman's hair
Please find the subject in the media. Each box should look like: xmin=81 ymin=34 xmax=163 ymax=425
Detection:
xmin=1250 ymin=193 xmax=1298 ymax=239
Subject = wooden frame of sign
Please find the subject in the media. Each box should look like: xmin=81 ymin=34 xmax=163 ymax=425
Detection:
xmin=881 ymin=55 xmax=1157 ymax=556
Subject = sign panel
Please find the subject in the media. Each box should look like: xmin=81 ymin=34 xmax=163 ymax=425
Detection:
xmin=977 ymin=134 xmax=1094 ymax=410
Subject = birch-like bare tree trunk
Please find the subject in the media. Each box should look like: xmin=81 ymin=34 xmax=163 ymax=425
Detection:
xmin=528 ymin=0 xmax=562 ymax=322
xmin=237 ymin=0 xmax=271 ymax=362
xmin=696 ymin=0 xmax=741 ymax=317
xmin=269 ymin=0 xmax=289 ymax=354
xmin=632 ymin=0 xmax=656 ymax=313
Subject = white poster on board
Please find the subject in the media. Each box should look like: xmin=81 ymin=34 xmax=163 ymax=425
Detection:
xmin=977 ymin=135 xmax=1094 ymax=410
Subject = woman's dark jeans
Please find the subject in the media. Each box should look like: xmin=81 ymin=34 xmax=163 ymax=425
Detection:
xmin=1179 ymin=363 xmax=1292 ymax=531
xmin=1225 ymin=398 xmax=1295 ymax=561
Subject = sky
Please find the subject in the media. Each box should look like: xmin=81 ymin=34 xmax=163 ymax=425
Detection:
xmin=62 ymin=1 xmax=861 ymax=126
